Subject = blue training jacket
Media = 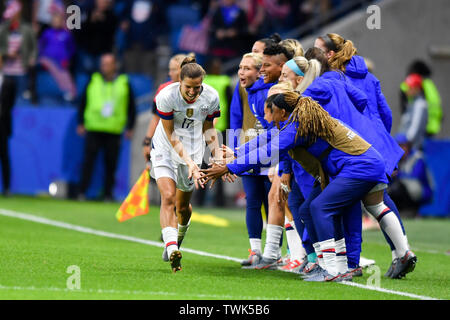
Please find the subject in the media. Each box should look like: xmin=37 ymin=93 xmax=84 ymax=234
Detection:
xmin=303 ymin=76 xmax=403 ymax=177
xmin=229 ymin=77 xmax=273 ymax=147
xmin=228 ymin=77 xmax=274 ymax=175
xmin=344 ymin=55 xmax=393 ymax=133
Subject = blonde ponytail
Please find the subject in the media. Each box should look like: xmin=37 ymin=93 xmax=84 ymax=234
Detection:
xmin=294 ymin=57 xmax=322 ymax=93
xmin=326 ymin=33 xmax=357 ymax=72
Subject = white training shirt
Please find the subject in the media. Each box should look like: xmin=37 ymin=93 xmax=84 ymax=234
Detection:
xmin=153 ymin=82 xmax=220 ymax=165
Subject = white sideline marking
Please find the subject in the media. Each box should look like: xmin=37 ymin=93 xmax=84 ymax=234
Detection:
xmin=0 ymin=285 xmax=279 ymax=300
xmin=0 ymin=208 xmax=440 ymax=300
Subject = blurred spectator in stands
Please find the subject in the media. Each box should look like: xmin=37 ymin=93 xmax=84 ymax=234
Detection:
xmin=397 ymin=73 xmax=428 ymax=150
xmin=76 ymin=53 xmax=136 ymax=201
xmin=297 ymin=0 xmax=332 ymax=24
xmin=38 ymin=1 xmax=77 ymax=101
xmin=251 ymin=33 xmax=281 ymax=54
xmin=0 ymin=0 xmax=38 ymax=104
xmin=32 ymin=0 xmax=54 ymax=36
xmin=75 ymin=0 xmax=117 ymax=74
xmin=388 ymin=133 xmax=433 ymax=215
xmin=400 ymin=60 xmax=443 ymax=137
xmin=209 ymin=0 xmax=248 ymax=62
xmin=0 ymin=60 xmax=12 ymax=196
xmin=121 ymin=0 xmax=164 ymax=79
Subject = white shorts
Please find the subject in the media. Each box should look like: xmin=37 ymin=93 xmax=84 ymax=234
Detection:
xmin=150 ymin=148 xmax=196 ymax=193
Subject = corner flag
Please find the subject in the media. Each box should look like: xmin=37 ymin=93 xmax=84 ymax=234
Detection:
xmin=116 ymin=169 xmax=150 ymax=222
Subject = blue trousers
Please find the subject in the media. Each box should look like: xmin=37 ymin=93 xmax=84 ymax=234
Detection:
xmin=310 ymin=177 xmax=377 ymax=242
xmin=242 ymin=175 xmax=271 ymax=239
xmin=288 ymin=178 xmax=315 ymax=255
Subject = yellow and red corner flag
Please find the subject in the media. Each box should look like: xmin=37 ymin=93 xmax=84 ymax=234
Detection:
xmin=116 ymin=169 xmax=150 ymax=222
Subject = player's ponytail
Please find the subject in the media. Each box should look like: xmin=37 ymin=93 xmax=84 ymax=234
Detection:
xmin=180 ymin=54 xmax=206 ymax=80
xmin=292 ymin=56 xmax=322 ymax=94
xmin=283 ymin=92 xmax=335 ymax=144
xmin=325 ymin=33 xmax=357 ymax=72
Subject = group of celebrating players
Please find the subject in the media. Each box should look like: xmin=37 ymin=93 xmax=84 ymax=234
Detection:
xmin=141 ymin=32 xmax=417 ymax=282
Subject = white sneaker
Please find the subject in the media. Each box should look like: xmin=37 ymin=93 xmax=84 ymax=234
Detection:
xmin=360 ymin=256 xmax=376 ymax=268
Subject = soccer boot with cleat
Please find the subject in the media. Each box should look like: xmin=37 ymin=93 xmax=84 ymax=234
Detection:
xmin=241 ymin=249 xmax=262 ymax=267
xmin=338 ymin=271 xmax=354 ymax=282
xmin=304 ymin=269 xmax=344 ymax=282
xmin=299 ymin=262 xmax=320 ymax=277
xmin=169 ymin=250 xmax=182 ymax=273
xmin=279 ymin=259 xmax=305 ymax=273
xmin=295 ymin=258 xmax=310 ymax=274
xmin=278 ymin=253 xmax=290 ymax=267
xmin=348 ymin=266 xmax=363 ymax=277
xmin=300 ymin=264 xmax=325 ymax=279
xmin=162 ymin=246 xmax=169 ymax=262
xmin=253 ymin=257 xmax=279 ymax=270
xmin=390 ymin=250 xmax=417 ymax=279
xmin=384 ymin=258 xmax=398 ymax=277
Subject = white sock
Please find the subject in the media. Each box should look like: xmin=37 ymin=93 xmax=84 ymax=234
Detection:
xmin=335 ymin=238 xmax=348 ymax=274
xmin=249 ymin=238 xmax=262 ymax=253
xmin=365 ymin=203 xmax=409 ymax=258
xmin=162 ymin=227 xmax=178 ymax=257
xmin=285 ymin=217 xmax=305 ymax=262
xmin=178 ymin=220 xmax=190 ymax=247
xmin=263 ymin=224 xmax=283 ymax=260
xmin=313 ymin=242 xmax=324 ymax=269
xmin=319 ymin=238 xmax=338 ymax=276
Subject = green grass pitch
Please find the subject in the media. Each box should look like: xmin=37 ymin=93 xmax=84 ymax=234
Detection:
xmin=0 ymin=196 xmax=448 ymax=300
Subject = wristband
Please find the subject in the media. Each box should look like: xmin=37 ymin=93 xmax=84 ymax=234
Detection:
xmin=142 ymin=136 xmax=152 ymax=147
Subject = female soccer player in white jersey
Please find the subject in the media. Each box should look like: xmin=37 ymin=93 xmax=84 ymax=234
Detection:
xmin=151 ymin=56 xmax=222 ymax=272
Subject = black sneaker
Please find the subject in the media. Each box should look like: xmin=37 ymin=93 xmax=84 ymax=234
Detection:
xmin=390 ymin=251 xmax=417 ymax=279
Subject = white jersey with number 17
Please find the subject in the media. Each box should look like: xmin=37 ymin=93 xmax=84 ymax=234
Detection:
xmin=153 ymin=82 xmax=221 ymax=165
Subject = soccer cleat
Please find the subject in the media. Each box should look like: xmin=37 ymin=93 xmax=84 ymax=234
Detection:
xmin=296 ymin=258 xmax=310 ymax=274
xmin=279 ymin=259 xmax=304 ymax=273
xmin=384 ymin=259 xmax=398 ymax=278
xmin=339 ymin=271 xmax=354 ymax=282
xmin=162 ymin=246 xmax=169 ymax=262
xmin=280 ymin=253 xmax=291 ymax=266
xmin=300 ymin=264 xmax=324 ymax=279
xmin=169 ymin=250 xmax=182 ymax=273
xmin=253 ymin=257 xmax=279 ymax=270
xmin=304 ymin=268 xmax=343 ymax=282
xmin=240 ymin=249 xmax=262 ymax=267
xmin=348 ymin=266 xmax=363 ymax=277
xmin=299 ymin=262 xmax=319 ymax=277
xmin=390 ymin=250 xmax=417 ymax=279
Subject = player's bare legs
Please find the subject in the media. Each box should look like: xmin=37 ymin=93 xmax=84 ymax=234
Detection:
xmin=176 ymin=189 xmax=193 ymax=248
xmin=158 ymin=177 xmax=182 ymax=272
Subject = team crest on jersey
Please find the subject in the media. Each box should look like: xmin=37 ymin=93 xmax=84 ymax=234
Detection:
xmin=200 ymin=105 xmax=209 ymax=115
xmin=186 ymin=108 xmax=194 ymax=118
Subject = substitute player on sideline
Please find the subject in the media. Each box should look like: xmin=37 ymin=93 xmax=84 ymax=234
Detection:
xmin=151 ymin=56 xmax=222 ymax=272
